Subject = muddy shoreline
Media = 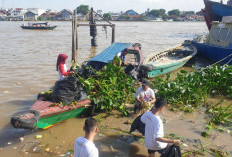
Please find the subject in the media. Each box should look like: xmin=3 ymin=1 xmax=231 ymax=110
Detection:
xmin=1 ymin=102 xmax=231 ymax=157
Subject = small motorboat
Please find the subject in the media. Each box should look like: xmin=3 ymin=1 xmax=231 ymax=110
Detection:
xmin=141 ymin=41 xmax=197 ymax=78
xmin=21 ymin=22 xmax=57 ymax=30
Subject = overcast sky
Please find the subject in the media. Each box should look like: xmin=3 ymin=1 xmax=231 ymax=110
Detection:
xmin=2 ymin=0 xmax=224 ymax=13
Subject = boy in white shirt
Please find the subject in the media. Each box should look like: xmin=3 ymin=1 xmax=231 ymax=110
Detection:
xmin=134 ymin=80 xmax=156 ymax=114
xmin=74 ymin=118 xmax=99 ymax=157
xmin=141 ymin=97 xmax=182 ymax=157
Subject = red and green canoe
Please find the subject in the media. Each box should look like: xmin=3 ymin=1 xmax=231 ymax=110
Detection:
xmin=11 ymin=98 xmax=92 ymax=129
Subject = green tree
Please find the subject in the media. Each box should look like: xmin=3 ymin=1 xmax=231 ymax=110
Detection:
xmin=76 ymin=5 xmax=89 ymax=15
xmin=148 ymin=9 xmax=166 ymax=17
xmin=103 ymin=13 xmax=112 ymax=20
xmin=168 ymin=9 xmax=180 ymax=16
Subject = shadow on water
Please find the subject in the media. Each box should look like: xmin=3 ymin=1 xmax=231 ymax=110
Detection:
xmin=0 ymin=123 xmax=39 ymax=148
xmin=0 ymin=100 xmax=38 ymax=147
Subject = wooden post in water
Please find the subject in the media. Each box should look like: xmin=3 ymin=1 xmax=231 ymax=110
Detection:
xmin=112 ymin=24 xmax=115 ymax=44
xmin=72 ymin=9 xmax=77 ymax=63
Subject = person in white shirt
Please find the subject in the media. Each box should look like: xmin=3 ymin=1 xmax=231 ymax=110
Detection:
xmin=134 ymin=80 xmax=156 ymax=114
xmin=74 ymin=118 xmax=99 ymax=157
xmin=141 ymin=97 xmax=182 ymax=157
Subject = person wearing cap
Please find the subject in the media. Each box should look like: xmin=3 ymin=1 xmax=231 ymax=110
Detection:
xmin=134 ymin=80 xmax=156 ymax=114
xmin=116 ymin=48 xmax=129 ymax=66
xmin=141 ymin=97 xmax=182 ymax=157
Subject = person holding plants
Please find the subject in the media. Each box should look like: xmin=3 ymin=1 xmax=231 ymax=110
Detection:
xmin=74 ymin=118 xmax=99 ymax=157
xmin=134 ymin=80 xmax=156 ymax=114
xmin=56 ymin=54 xmax=71 ymax=81
xmin=141 ymin=97 xmax=182 ymax=157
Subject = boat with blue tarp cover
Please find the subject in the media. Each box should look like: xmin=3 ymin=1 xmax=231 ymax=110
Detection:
xmin=87 ymin=42 xmax=144 ymax=71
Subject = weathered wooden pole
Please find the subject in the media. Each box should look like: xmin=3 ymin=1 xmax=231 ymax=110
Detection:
xmin=90 ymin=8 xmax=97 ymax=46
xmin=72 ymin=9 xmax=77 ymax=63
xmin=112 ymin=24 xmax=115 ymax=44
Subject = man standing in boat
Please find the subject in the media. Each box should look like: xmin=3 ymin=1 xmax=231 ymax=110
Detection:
xmin=134 ymin=80 xmax=156 ymax=114
xmin=116 ymin=48 xmax=129 ymax=66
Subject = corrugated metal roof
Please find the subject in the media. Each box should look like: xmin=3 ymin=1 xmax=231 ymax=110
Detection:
xmin=89 ymin=42 xmax=133 ymax=63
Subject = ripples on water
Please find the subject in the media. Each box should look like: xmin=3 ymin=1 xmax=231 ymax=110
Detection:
xmin=0 ymin=21 xmax=208 ymax=139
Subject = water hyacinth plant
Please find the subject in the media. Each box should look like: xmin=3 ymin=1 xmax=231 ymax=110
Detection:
xmin=77 ymin=63 xmax=135 ymax=115
xmin=152 ymin=65 xmax=232 ymax=112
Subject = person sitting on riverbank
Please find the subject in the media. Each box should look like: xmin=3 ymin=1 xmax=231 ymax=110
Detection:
xmin=116 ymin=48 xmax=129 ymax=66
xmin=134 ymin=80 xmax=156 ymax=114
xmin=141 ymin=97 xmax=182 ymax=157
xmin=74 ymin=118 xmax=99 ymax=157
xmin=56 ymin=54 xmax=71 ymax=81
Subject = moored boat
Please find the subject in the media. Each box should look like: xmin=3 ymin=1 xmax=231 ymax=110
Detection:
xmin=202 ymin=0 xmax=232 ymax=30
xmin=11 ymin=42 xmax=143 ymax=130
xmin=192 ymin=17 xmax=232 ymax=65
xmin=21 ymin=22 xmax=57 ymax=30
xmin=141 ymin=41 xmax=197 ymax=78
xmin=11 ymin=99 xmax=92 ymax=130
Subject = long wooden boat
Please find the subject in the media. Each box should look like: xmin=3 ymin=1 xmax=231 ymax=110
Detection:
xmin=21 ymin=22 xmax=57 ymax=30
xmin=141 ymin=41 xmax=197 ymax=78
xmin=11 ymin=99 xmax=91 ymax=129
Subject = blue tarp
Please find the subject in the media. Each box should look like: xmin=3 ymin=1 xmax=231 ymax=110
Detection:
xmin=88 ymin=42 xmax=133 ymax=63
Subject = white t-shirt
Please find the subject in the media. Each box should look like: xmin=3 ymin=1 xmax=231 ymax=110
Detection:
xmin=135 ymin=87 xmax=155 ymax=102
xmin=141 ymin=111 xmax=168 ymax=150
xmin=74 ymin=137 xmax=99 ymax=157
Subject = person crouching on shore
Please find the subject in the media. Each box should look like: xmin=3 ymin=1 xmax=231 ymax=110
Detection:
xmin=141 ymin=97 xmax=182 ymax=157
xmin=74 ymin=118 xmax=99 ymax=157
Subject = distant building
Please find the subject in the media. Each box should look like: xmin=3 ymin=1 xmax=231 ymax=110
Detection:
xmin=7 ymin=8 xmax=27 ymax=20
xmin=123 ymin=9 xmax=139 ymax=16
xmin=119 ymin=9 xmax=141 ymax=21
xmin=56 ymin=9 xmax=73 ymax=21
xmin=24 ymin=11 xmax=38 ymax=21
xmin=0 ymin=12 xmax=6 ymax=21
xmin=27 ymin=8 xmax=46 ymax=16
xmin=77 ymin=13 xmax=85 ymax=20
xmin=109 ymin=12 xmax=121 ymax=21
xmin=39 ymin=11 xmax=58 ymax=21
xmin=94 ymin=10 xmax=103 ymax=21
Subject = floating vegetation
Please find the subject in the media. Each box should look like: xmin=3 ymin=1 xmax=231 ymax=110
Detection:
xmin=152 ymin=65 xmax=232 ymax=112
xmin=77 ymin=63 xmax=135 ymax=115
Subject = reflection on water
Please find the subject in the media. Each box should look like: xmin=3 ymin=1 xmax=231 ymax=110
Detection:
xmin=0 ymin=21 xmax=208 ymax=148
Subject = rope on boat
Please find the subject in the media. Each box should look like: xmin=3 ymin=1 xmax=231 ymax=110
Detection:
xmin=210 ymin=54 xmax=232 ymax=66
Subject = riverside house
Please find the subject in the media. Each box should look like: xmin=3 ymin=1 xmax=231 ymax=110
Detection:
xmin=56 ymin=9 xmax=72 ymax=20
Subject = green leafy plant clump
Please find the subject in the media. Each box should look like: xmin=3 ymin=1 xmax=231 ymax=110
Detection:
xmin=77 ymin=63 xmax=135 ymax=115
xmin=152 ymin=65 xmax=232 ymax=112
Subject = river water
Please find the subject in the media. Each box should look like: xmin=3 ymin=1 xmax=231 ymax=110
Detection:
xmin=0 ymin=21 xmax=215 ymax=155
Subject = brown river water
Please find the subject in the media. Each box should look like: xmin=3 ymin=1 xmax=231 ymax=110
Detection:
xmin=0 ymin=21 xmax=231 ymax=156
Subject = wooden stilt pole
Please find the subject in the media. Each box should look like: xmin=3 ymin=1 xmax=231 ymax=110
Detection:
xmin=72 ymin=10 xmax=77 ymax=63
xmin=112 ymin=24 xmax=115 ymax=44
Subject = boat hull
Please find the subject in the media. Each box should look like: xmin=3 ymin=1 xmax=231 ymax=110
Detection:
xmin=203 ymin=0 xmax=232 ymax=30
xmin=11 ymin=99 xmax=92 ymax=129
xmin=192 ymin=41 xmax=232 ymax=65
xmin=21 ymin=26 xmax=57 ymax=30
xmin=147 ymin=60 xmax=188 ymax=78
xmin=37 ymin=107 xmax=87 ymax=129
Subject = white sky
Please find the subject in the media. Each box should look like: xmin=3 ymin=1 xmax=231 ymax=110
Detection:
xmin=2 ymin=0 xmax=225 ymax=13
